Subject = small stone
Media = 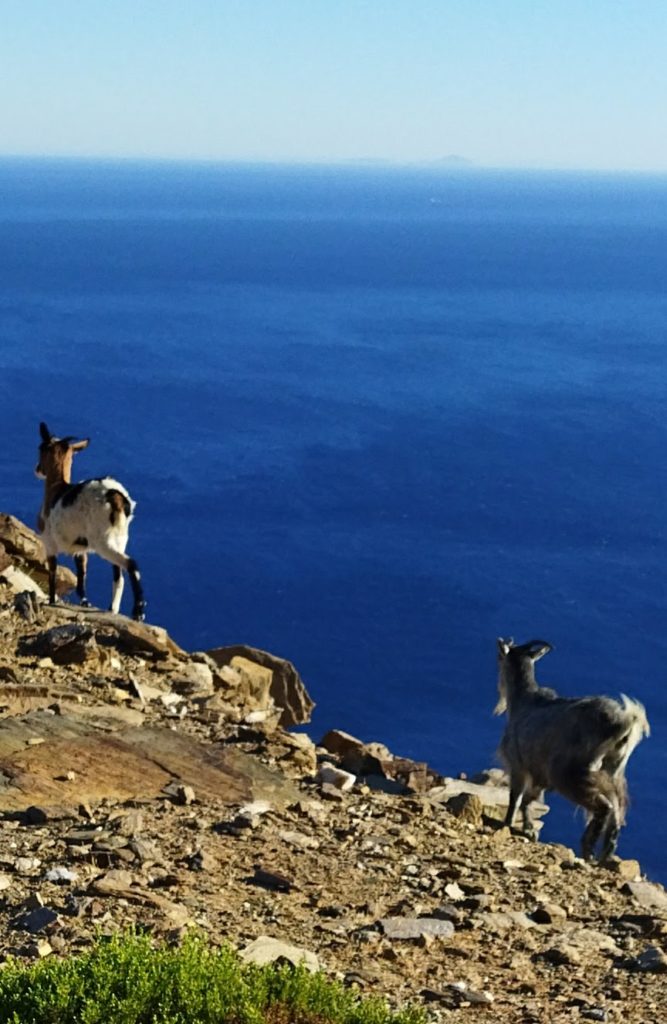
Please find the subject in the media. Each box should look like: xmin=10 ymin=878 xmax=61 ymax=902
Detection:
xmin=318 ymin=764 xmax=356 ymax=791
xmin=624 ymin=880 xmax=667 ymax=912
xmin=446 ymin=793 xmax=483 ymax=825
xmin=240 ymin=936 xmax=319 ymax=972
xmin=532 ymin=901 xmax=568 ymax=924
xmin=380 ymin=917 xmax=455 ymax=940
xmin=186 ymin=849 xmax=218 ymax=872
xmin=541 ymin=944 xmax=582 ymax=966
xmin=248 ymin=867 xmax=293 ymax=893
xmin=629 ymin=946 xmax=667 ymax=973
xmin=45 ymin=867 xmax=78 ymax=884
xmin=606 ymin=857 xmax=641 ymax=881
xmin=320 ymin=783 xmax=345 ymax=802
xmin=175 ymin=785 xmax=196 ymax=806
xmin=16 ymin=906 xmax=59 ymax=933
xmin=30 ymin=939 xmax=53 ymax=959
xmin=14 ymin=857 xmax=41 ymax=875
xmin=23 ymin=894 xmax=45 ymax=911
xmin=279 ymin=830 xmax=320 ymax=850
xmin=450 ymin=982 xmax=494 ymax=1005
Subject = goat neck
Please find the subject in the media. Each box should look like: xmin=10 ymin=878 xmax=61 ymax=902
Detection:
xmin=39 ymin=445 xmax=75 ymax=524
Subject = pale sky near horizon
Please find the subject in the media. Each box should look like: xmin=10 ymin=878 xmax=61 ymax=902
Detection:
xmin=1 ymin=1 xmax=665 ymax=171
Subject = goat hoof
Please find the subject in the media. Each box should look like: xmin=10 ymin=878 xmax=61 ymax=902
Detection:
xmin=132 ymin=603 xmax=146 ymax=622
xmin=80 ymin=598 xmax=90 ymax=608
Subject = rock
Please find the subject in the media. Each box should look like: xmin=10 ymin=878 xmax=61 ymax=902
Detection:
xmin=606 ymin=858 xmax=641 ymax=881
xmin=215 ymin=657 xmax=274 ymax=712
xmin=274 ymin=732 xmax=318 ymax=774
xmin=446 ymin=793 xmax=483 ymax=825
xmin=444 ymin=882 xmax=466 ymax=902
xmin=279 ymin=829 xmax=320 ymax=851
xmin=0 ymin=514 xmax=75 ymax=595
xmin=13 ymin=590 xmax=41 ymax=622
xmin=449 ymin=981 xmax=494 ymax=1006
xmin=532 ymin=901 xmax=568 ymax=924
xmin=175 ymin=784 xmax=196 ymax=806
xmin=0 ymin=565 xmax=47 ymax=600
xmin=171 ymin=662 xmax=214 ymax=696
xmin=318 ymin=730 xmax=432 ymax=793
xmin=45 ymin=867 xmax=78 ymax=883
xmin=89 ymin=868 xmax=135 ymax=895
xmin=476 ymin=911 xmax=536 ymax=932
xmin=318 ymin=764 xmax=356 ymax=791
xmin=15 ymin=905 xmax=59 ymax=933
xmin=19 ymin=624 xmax=97 ymax=666
xmin=0 ymin=713 xmax=299 ymax=813
xmin=240 ymin=935 xmax=319 ymax=972
xmin=207 ymin=645 xmax=314 ymax=727
xmin=14 ymin=857 xmax=41 ymax=874
xmin=25 ymin=939 xmax=53 ymax=959
xmin=319 ymin=730 xmax=386 ymax=774
xmin=624 ymin=880 xmax=667 ymax=912
xmin=563 ymin=928 xmax=620 ymax=955
xmin=248 ymin=867 xmax=293 ymax=893
xmin=92 ymin=616 xmax=182 ymax=660
xmin=430 ymin=776 xmax=549 ymax=825
xmin=628 ymin=946 xmax=667 ymax=973
xmin=0 ymin=541 xmax=11 ymax=573
xmin=380 ymin=917 xmax=455 ymax=940
xmin=0 ymin=514 xmax=46 ymax=564
xmin=540 ymin=944 xmax=583 ymax=967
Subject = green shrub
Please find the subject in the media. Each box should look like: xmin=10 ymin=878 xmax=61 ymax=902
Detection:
xmin=0 ymin=932 xmax=424 ymax=1024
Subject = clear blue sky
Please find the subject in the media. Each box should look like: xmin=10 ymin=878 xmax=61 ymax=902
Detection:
xmin=1 ymin=0 xmax=665 ymax=170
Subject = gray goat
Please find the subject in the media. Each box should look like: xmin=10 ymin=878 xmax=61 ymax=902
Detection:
xmin=495 ymin=638 xmax=649 ymax=862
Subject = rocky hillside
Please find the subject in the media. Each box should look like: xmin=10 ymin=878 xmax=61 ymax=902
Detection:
xmin=0 ymin=513 xmax=665 ymax=1022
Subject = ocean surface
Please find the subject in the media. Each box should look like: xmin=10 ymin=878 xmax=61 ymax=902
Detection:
xmin=0 ymin=159 xmax=665 ymax=878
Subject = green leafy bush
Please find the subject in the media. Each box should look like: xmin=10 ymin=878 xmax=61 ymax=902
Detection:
xmin=0 ymin=931 xmax=424 ymax=1024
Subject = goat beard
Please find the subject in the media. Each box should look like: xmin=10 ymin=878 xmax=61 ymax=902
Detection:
xmin=493 ymin=692 xmax=507 ymax=716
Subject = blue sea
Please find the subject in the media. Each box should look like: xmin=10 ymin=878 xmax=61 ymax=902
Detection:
xmin=0 ymin=159 xmax=665 ymax=879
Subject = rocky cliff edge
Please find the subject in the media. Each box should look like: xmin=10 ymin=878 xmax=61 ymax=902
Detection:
xmin=0 ymin=513 xmax=665 ymax=1022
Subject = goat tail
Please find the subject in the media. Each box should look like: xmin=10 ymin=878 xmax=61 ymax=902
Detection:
xmin=619 ymin=694 xmax=651 ymax=745
xmin=581 ymin=769 xmax=629 ymax=827
xmin=106 ymin=488 xmax=135 ymax=527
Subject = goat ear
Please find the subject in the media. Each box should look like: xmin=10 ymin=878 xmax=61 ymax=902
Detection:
xmin=39 ymin=422 xmax=52 ymax=443
xmin=497 ymin=637 xmax=513 ymax=657
xmin=71 ymin=439 xmax=90 ymax=452
xmin=528 ymin=641 xmax=553 ymax=662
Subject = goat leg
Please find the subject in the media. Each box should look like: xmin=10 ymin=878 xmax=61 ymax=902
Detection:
xmin=47 ymin=556 xmax=58 ymax=605
xmin=126 ymin=558 xmax=146 ymax=622
xmin=521 ymin=787 xmax=542 ymax=841
xmin=74 ymin=553 xmax=89 ymax=607
xmin=505 ymin=782 xmax=523 ymax=829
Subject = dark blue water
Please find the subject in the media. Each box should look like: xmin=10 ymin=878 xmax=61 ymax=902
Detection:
xmin=1 ymin=159 xmax=665 ymax=878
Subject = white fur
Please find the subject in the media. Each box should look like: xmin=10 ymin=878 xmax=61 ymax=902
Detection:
xmin=43 ymin=478 xmax=136 ymax=614
xmin=42 ymin=478 xmax=135 ymax=557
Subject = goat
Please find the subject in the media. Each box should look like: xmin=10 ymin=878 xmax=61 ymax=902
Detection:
xmin=35 ymin=422 xmax=146 ymax=621
xmin=495 ymin=638 xmax=649 ymax=862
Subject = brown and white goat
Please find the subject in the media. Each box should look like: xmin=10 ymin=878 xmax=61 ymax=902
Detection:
xmin=495 ymin=638 xmax=649 ymax=862
xmin=35 ymin=422 xmax=146 ymax=621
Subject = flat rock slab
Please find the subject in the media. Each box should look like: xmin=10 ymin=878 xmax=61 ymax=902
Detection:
xmin=625 ymin=881 xmax=667 ymax=914
xmin=380 ymin=917 xmax=455 ymax=940
xmin=240 ymin=936 xmax=319 ymax=972
xmin=0 ymin=710 xmax=300 ymax=811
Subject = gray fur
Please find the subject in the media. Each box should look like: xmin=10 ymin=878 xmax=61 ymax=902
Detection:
xmin=495 ymin=638 xmax=649 ymax=862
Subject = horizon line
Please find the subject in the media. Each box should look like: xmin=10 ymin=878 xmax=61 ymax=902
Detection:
xmin=0 ymin=151 xmax=666 ymax=176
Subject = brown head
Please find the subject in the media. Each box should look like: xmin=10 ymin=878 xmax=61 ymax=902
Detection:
xmin=36 ymin=422 xmax=90 ymax=484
